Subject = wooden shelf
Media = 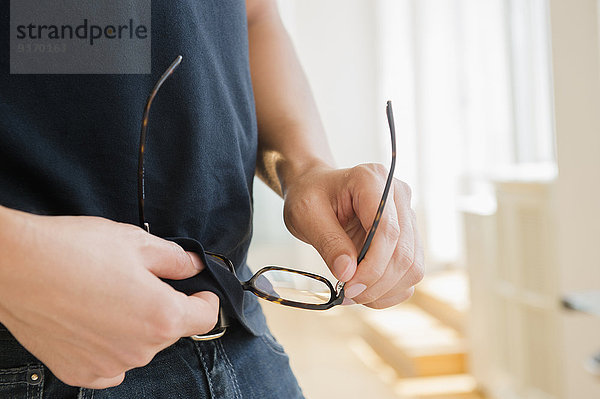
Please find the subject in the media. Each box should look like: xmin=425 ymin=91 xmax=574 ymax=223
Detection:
xmin=410 ymin=270 xmax=469 ymax=334
xmin=352 ymin=304 xmax=467 ymax=377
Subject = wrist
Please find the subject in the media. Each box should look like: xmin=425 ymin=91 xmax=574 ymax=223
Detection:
xmin=257 ymin=144 xmax=334 ymax=197
xmin=277 ymin=156 xmax=333 ymax=197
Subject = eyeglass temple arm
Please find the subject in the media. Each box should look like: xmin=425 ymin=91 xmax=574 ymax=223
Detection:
xmin=337 ymin=101 xmax=397 ymax=294
xmin=137 ymin=55 xmax=183 ymax=232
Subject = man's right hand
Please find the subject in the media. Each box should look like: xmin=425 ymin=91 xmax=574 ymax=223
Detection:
xmin=0 ymin=207 xmax=219 ymax=389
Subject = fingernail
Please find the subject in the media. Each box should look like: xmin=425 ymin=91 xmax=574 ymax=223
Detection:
xmin=333 ymin=255 xmax=354 ymax=282
xmin=345 ymin=283 xmax=367 ymax=299
xmin=342 ymin=297 xmax=356 ymax=306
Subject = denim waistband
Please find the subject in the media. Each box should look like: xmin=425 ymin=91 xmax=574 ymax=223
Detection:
xmin=0 ymin=317 xmax=245 ymax=371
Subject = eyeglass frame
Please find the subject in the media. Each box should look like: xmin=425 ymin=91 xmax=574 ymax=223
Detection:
xmin=137 ymin=55 xmax=397 ymax=311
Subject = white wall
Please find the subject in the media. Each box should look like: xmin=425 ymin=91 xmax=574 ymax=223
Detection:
xmin=251 ymin=2 xmax=600 ymax=398
xmin=549 ymin=0 xmax=600 ymax=397
xmin=250 ymin=1 xmax=384 ymax=273
xmin=277 ymin=0 xmax=384 ymax=166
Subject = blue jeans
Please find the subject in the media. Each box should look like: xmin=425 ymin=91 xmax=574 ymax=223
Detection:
xmin=0 ymin=322 xmax=304 ymax=398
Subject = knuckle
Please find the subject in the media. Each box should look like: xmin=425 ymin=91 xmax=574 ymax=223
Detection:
xmin=284 ymin=194 xmax=317 ymax=225
xmin=127 ymin=349 xmax=155 ymax=368
xmin=357 ymin=289 xmax=378 ymax=304
xmin=352 ymin=163 xmax=387 ymax=183
xmin=151 ymin=302 xmax=184 ymax=341
xmin=396 ymin=180 xmax=412 ymax=199
xmin=102 ymin=373 xmax=126 ymax=388
xmin=169 ymin=241 xmax=188 ymax=268
xmin=409 ymin=262 xmax=425 ymax=286
xmin=169 ymin=240 xmax=184 ymax=256
xmin=95 ymin=362 xmax=125 ymax=380
xmin=371 ymin=163 xmax=388 ymax=177
xmin=349 ymin=164 xmax=365 ymax=176
xmin=364 ymin=264 xmax=385 ymax=283
xmin=381 ymin=218 xmax=401 ymax=244
xmin=112 ymin=373 xmax=126 ymax=387
xmin=136 ymin=231 xmax=156 ymax=253
xmin=393 ymin=243 xmax=415 ymax=269
xmin=289 ymin=195 xmax=316 ymax=214
xmin=124 ymin=222 xmax=144 ymax=235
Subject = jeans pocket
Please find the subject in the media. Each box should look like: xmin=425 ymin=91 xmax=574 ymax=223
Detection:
xmin=0 ymin=365 xmax=44 ymax=399
xmin=259 ymin=331 xmax=288 ymax=357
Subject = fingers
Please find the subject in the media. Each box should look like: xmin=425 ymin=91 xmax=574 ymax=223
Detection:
xmin=347 ymin=178 xmax=424 ymax=307
xmin=139 ymin=235 xmax=217 ymax=337
xmin=345 ymin=177 xmax=409 ymax=300
xmin=285 ymin=193 xmax=358 ymax=282
xmin=148 ymin=289 xmax=220 ymax=347
xmin=364 ymin=287 xmax=415 ymax=310
xmin=178 ymin=291 xmax=220 ymax=337
xmin=144 ymin=237 xmax=205 ymax=280
xmin=361 ymin=260 xmax=423 ymax=308
xmin=361 ymin=209 xmax=425 ymax=308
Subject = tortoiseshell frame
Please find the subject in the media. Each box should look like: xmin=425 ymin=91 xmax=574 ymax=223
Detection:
xmin=203 ymin=102 xmax=397 ymax=311
xmin=138 ymin=55 xmax=182 ymax=233
xmin=137 ymin=55 xmax=398 ymax=312
xmin=206 ymin=252 xmax=344 ymax=310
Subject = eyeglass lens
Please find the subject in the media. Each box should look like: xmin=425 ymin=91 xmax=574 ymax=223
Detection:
xmin=138 ymin=57 xmax=396 ymax=309
xmin=254 ymin=270 xmax=333 ymax=305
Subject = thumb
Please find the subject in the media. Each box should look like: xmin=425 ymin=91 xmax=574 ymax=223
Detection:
xmin=179 ymin=291 xmax=220 ymax=337
xmin=295 ymin=205 xmax=357 ymax=282
xmin=145 ymin=238 xmax=205 ymax=280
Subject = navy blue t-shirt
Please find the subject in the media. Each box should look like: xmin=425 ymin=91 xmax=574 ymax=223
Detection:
xmin=0 ymin=2 xmax=266 ymax=334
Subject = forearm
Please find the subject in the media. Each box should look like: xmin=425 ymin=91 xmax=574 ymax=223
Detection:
xmin=0 ymin=204 xmax=217 ymax=388
xmin=247 ymin=0 xmax=334 ymax=197
xmin=0 ymin=205 xmax=30 ymax=272
xmin=0 ymin=205 xmax=32 ymax=321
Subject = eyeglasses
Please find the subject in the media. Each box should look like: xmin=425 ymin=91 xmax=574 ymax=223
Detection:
xmin=138 ymin=56 xmax=396 ymax=312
